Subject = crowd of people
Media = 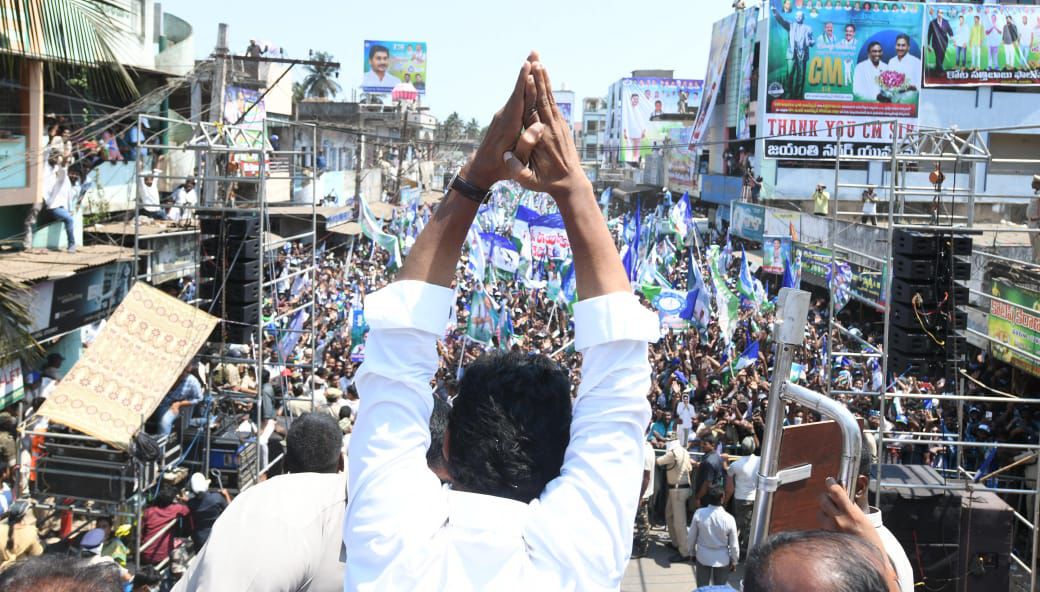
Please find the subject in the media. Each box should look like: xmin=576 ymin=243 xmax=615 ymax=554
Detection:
xmin=2 ymin=57 xmax=1037 ymax=592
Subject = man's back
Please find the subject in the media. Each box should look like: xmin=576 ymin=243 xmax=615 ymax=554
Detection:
xmin=729 ymin=454 xmax=759 ymax=501
xmin=175 ymin=473 xmax=346 ymax=592
xmin=344 ymin=282 xmax=657 ymax=591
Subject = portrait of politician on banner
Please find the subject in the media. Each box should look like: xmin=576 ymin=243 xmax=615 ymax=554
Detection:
xmin=923 ymin=3 xmax=1040 ymax=87
xmin=764 ymin=0 xmax=923 ymax=160
xmin=362 ymin=40 xmax=427 ymax=94
xmin=618 ymin=77 xmax=703 ymax=164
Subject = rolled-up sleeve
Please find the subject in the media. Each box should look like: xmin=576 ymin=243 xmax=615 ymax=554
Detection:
xmin=525 ymin=292 xmax=659 ymax=590
xmin=344 ymin=281 xmax=455 ymax=589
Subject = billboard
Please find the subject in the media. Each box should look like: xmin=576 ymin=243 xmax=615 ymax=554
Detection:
xmin=618 ymin=77 xmax=704 ymax=163
xmin=362 ymin=40 xmax=427 ymax=94
xmin=792 ymin=242 xmax=888 ymax=307
xmin=224 ymin=86 xmax=267 ymax=176
xmin=764 ymin=0 xmax=924 ymax=159
xmin=27 ymin=261 xmax=132 ymax=340
xmin=736 ymin=7 xmax=761 ymax=140
xmin=923 ymin=4 xmax=1040 ymax=87
xmin=690 ymin=13 xmax=739 ymax=150
xmin=666 ymin=127 xmax=698 ymax=195
xmin=761 ymin=235 xmax=791 ymax=275
xmin=553 ymin=90 xmax=575 ymax=124
xmin=988 ymin=279 xmax=1040 ymax=377
xmin=730 ymin=202 xmax=766 ymax=242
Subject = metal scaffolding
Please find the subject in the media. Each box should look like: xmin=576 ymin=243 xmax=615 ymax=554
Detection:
xmin=133 ymin=112 xmax=320 ymax=487
xmin=823 ymin=122 xmax=1040 ymax=591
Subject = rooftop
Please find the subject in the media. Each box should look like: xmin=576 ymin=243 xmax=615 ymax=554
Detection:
xmin=0 ymin=245 xmax=137 ymax=283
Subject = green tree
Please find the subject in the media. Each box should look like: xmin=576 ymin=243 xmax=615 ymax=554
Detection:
xmin=0 ymin=275 xmax=41 ymax=367
xmin=438 ymin=112 xmax=463 ymax=142
xmin=464 ymin=118 xmax=481 ymax=139
xmin=292 ymin=81 xmax=306 ymax=104
xmin=302 ymin=51 xmax=341 ymax=99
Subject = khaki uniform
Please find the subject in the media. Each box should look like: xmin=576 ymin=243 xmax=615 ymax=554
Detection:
xmin=0 ymin=518 xmax=44 ymax=569
xmin=657 ymin=445 xmax=693 ymax=557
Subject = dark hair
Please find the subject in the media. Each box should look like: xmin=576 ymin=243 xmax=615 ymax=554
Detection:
xmin=701 ymin=432 xmax=718 ymax=447
xmin=0 ymin=556 xmax=124 ymax=592
xmin=744 ymin=530 xmax=888 ymax=592
xmin=447 ymin=351 xmax=572 ymax=503
xmin=368 ymin=44 xmax=389 ymax=61
xmin=132 ymin=566 xmax=162 ymax=587
xmin=153 ymin=484 xmax=178 ymax=508
xmin=858 ymin=429 xmax=872 ymax=479
xmin=895 ymin=33 xmax=910 ymax=45
xmin=867 ymin=41 xmax=882 ymax=51
xmin=285 ymin=412 xmax=342 ymax=474
xmin=338 ymin=405 xmax=353 ymax=421
xmin=427 ymin=398 xmax=452 ymax=471
xmin=846 ymin=23 xmax=856 ymax=31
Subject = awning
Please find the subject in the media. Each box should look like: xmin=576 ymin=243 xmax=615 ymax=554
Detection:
xmin=266 ymin=205 xmax=354 ymax=229
xmin=0 ymin=245 xmax=136 ymax=282
xmin=327 ymin=222 xmax=361 ymax=236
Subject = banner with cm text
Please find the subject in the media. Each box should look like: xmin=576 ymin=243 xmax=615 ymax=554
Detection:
xmin=764 ymin=0 xmax=923 ymax=159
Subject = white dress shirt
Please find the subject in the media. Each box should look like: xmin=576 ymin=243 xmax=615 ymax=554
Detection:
xmin=44 ymin=165 xmax=72 ymax=210
xmin=170 ymin=186 xmax=198 ymax=221
xmin=344 ymin=281 xmax=658 ymax=592
xmin=866 ymin=507 xmax=914 ymax=592
xmin=173 ymin=472 xmax=347 ymax=592
xmin=686 ymin=505 xmax=739 ymax=567
xmin=853 ymin=60 xmax=888 ymax=102
xmin=727 ymin=454 xmax=759 ymax=502
xmin=676 ymin=402 xmax=696 ymax=430
xmin=886 ymin=54 xmax=922 ymax=89
xmin=362 ymin=70 xmax=400 ymax=89
xmin=642 ymin=440 xmax=656 ymax=501
xmin=138 ymin=180 xmax=161 ymax=213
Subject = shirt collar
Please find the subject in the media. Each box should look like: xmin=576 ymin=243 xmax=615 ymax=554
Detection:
xmin=866 ymin=506 xmax=884 ymax=528
xmin=447 ymin=489 xmax=529 ymax=535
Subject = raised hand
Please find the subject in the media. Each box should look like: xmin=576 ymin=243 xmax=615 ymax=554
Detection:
xmin=463 ymin=56 xmax=536 ymax=190
xmin=504 ymin=60 xmax=589 ymax=200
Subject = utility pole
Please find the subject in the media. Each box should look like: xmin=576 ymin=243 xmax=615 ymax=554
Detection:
xmin=354 ymin=110 xmax=364 ymax=218
xmin=395 ymin=106 xmax=409 ymax=204
xmin=203 ymin=23 xmax=229 ymax=205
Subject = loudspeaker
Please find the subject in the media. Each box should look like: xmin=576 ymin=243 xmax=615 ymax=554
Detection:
xmin=870 ymin=465 xmax=1012 ymax=592
xmin=197 ymin=279 xmax=259 ymax=303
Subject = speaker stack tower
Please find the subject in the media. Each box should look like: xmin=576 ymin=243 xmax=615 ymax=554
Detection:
xmin=198 ymin=212 xmax=262 ymax=344
xmin=888 ymin=228 xmax=974 ymax=382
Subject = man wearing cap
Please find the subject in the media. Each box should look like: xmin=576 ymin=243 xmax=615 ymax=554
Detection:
xmin=137 ymin=169 xmax=168 ymax=220
xmin=186 ymin=473 xmax=231 ymax=548
xmin=657 ymin=435 xmax=693 ymax=563
xmin=79 ymin=527 xmax=132 ymax=583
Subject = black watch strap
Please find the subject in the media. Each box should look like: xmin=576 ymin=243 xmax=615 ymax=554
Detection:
xmin=447 ymin=172 xmax=491 ymax=204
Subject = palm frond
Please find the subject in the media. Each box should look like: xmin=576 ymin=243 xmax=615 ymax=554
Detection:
xmin=1 ymin=0 xmax=138 ymax=97
xmin=0 ymin=274 xmax=42 ymax=367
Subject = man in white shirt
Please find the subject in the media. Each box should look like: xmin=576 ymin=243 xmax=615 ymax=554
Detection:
xmin=854 ymin=41 xmax=888 ymax=102
xmin=854 ymin=431 xmax=914 ymax=591
xmin=137 ymin=170 xmax=167 ymax=220
xmin=633 ymin=437 xmax=656 ymax=558
xmin=174 ymin=413 xmax=347 ymax=592
xmin=169 ymin=177 xmax=197 ymax=222
xmin=686 ymin=485 xmax=738 ymax=587
xmin=886 ymin=34 xmax=921 ymax=90
xmin=344 ymin=54 xmax=659 ymax=591
xmin=727 ymin=440 xmax=759 ymax=558
xmin=362 ymin=44 xmax=400 ymax=90
xmin=23 ymin=152 xmax=77 ymax=253
xmin=675 ymin=394 xmax=696 ymax=447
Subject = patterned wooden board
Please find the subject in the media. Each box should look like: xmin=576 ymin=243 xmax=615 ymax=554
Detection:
xmin=769 ymin=420 xmax=846 ymax=533
xmin=38 ymin=282 xmax=219 ymax=450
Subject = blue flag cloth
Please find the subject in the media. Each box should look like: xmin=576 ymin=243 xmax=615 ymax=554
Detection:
xmin=974 ymin=447 xmax=998 ymax=483
xmin=782 ymin=249 xmax=798 ymax=289
xmin=734 ymin=341 xmax=760 ymax=371
xmin=624 ymin=198 xmax=642 ymax=282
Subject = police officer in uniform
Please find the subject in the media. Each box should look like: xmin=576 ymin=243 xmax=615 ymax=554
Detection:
xmin=656 ymin=434 xmax=693 ymax=563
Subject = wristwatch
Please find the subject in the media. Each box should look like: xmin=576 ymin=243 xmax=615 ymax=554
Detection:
xmin=445 ymin=170 xmax=492 ymax=204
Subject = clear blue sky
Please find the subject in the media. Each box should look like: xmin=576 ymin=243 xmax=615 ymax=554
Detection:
xmin=171 ymin=0 xmax=735 ymax=124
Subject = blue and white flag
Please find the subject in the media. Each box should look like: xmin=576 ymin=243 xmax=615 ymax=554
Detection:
xmin=734 ymin=341 xmax=760 ymax=371
xmin=669 ymin=192 xmax=691 ymax=241
xmin=827 ymin=260 xmax=854 ymax=312
xmin=530 ymin=212 xmax=570 ymax=260
xmin=480 ymin=232 xmax=520 ymax=275
xmin=465 ymin=227 xmax=487 ymax=283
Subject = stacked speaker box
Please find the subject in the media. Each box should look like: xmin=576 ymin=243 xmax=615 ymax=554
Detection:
xmin=888 ymin=229 xmax=973 ymax=382
xmin=198 ymin=212 xmax=262 ymax=344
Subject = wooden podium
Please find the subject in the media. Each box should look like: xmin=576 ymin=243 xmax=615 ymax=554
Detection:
xmin=768 ymin=420 xmax=847 ymax=533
